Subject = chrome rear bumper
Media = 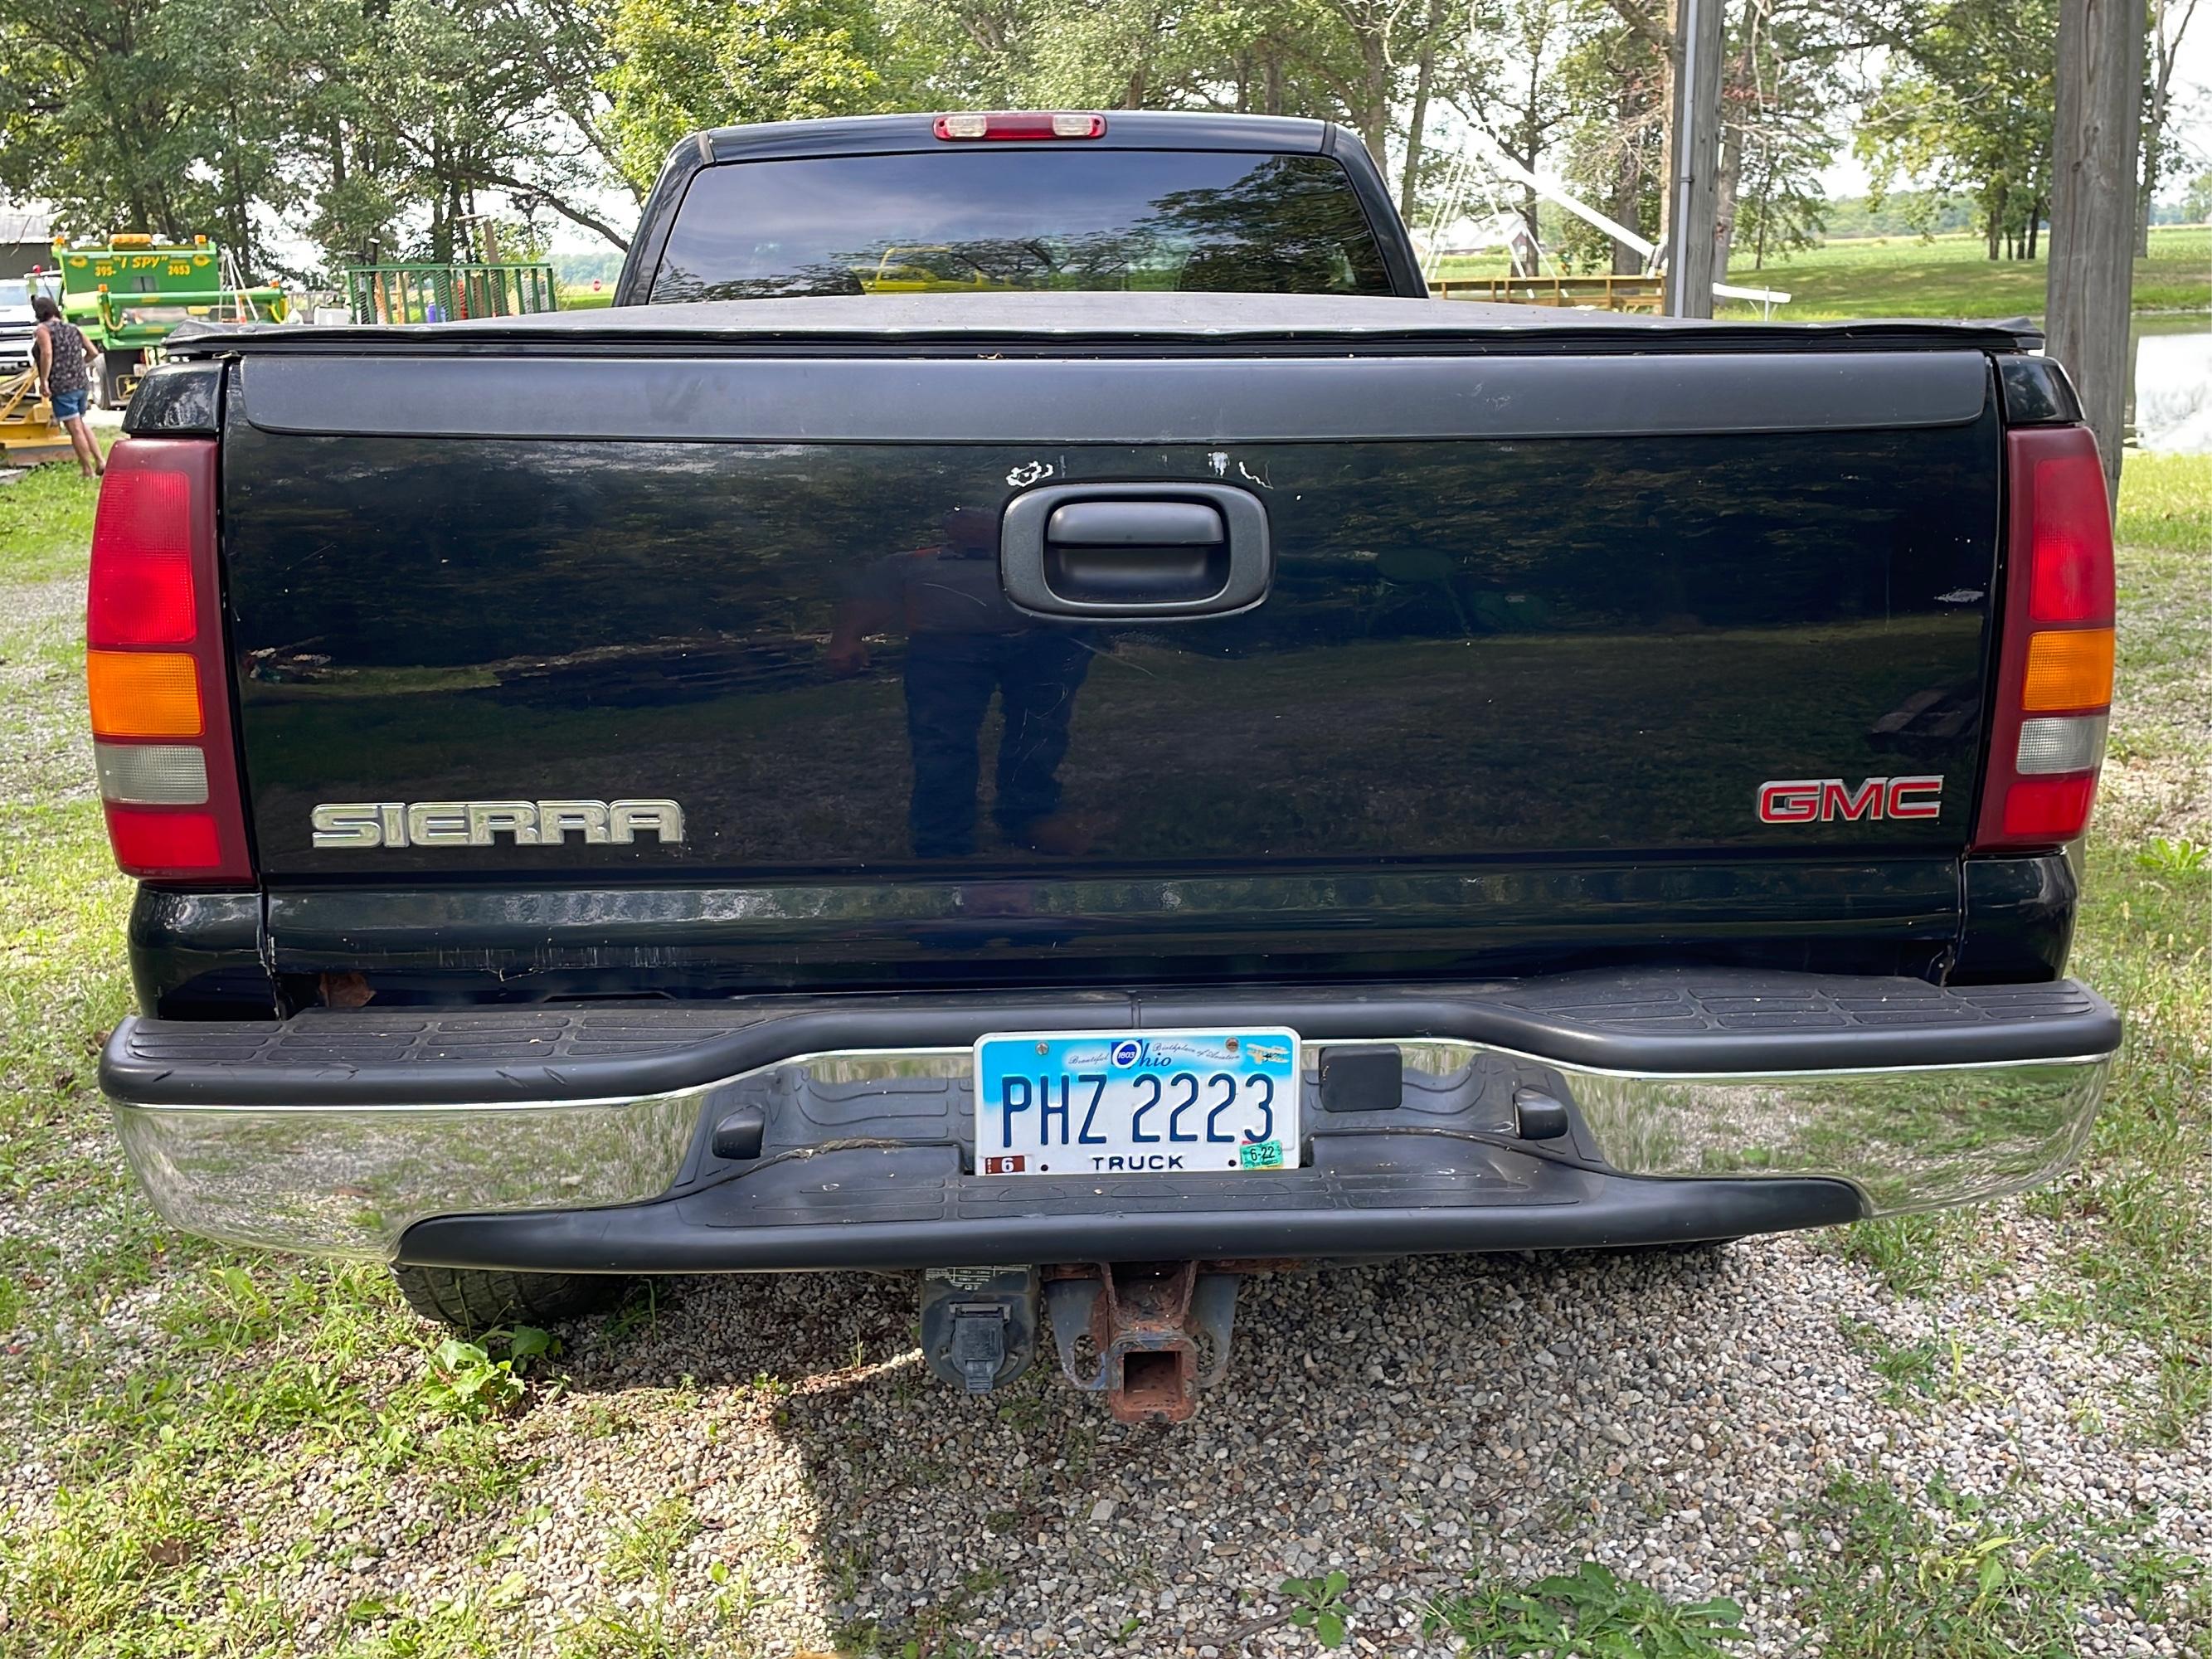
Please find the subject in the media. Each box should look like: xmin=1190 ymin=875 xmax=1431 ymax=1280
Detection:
xmin=106 ymin=972 xmax=2116 ymax=1263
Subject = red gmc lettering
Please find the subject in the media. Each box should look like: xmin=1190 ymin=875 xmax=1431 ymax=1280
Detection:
xmin=1757 ymin=781 xmax=1823 ymax=824
xmin=1758 ymin=776 xmax=1944 ymax=825
xmin=1817 ymin=778 xmax=1885 ymax=821
xmin=1884 ymin=775 xmax=1944 ymax=820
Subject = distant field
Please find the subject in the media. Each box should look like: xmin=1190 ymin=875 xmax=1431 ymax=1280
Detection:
xmin=561 ymin=226 xmax=2206 ymax=321
xmin=1723 ymin=226 xmax=2209 ymax=319
xmin=1433 ymin=225 xmax=2210 ymax=321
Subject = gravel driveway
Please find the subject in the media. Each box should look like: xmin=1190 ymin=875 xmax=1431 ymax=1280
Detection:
xmin=148 ymin=1239 xmax=2190 ymax=1657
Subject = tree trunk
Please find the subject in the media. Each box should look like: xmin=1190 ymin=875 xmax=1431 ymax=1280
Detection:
xmin=1357 ymin=32 xmax=1390 ymax=167
xmin=1655 ymin=25 xmax=1681 ymax=262
xmin=2048 ymin=0 xmax=2146 ymax=504
xmin=1711 ymin=21 xmax=1757 ymax=279
xmin=1399 ymin=0 xmax=1446 ymax=219
xmin=1610 ymin=83 xmax=1645 ymax=275
xmin=1714 ymin=126 xmax=1741 ymax=279
xmin=1611 ymin=153 xmax=1643 ymax=274
xmin=2137 ymin=131 xmax=2159 ymax=256
xmin=1514 ymin=51 xmax=1545 ymax=271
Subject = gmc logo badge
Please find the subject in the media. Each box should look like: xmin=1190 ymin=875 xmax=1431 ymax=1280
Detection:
xmin=1757 ymin=776 xmax=1943 ymax=824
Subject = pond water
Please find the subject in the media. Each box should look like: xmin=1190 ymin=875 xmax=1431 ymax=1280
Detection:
xmin=2132 ymin=314 xmax=2212 ymax=452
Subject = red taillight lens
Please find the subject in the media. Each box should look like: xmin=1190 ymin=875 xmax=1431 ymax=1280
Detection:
xmin=103 ymin=805 xmax=224 ymax=873
xmin=86 ymin=438 xmax=253 ymax=884
xmin=934 ymin=111 xmax=1106 ymax=140
xmin=1971 ymin=426 xmax=2116 ymax=853
xmin=89 ymin=466 xmax=197 ymax=645
xmin=2025 ymin=448 xmax=2117 ymax=623
xmin=2001 ymin=775 xmax=2101 ymax=841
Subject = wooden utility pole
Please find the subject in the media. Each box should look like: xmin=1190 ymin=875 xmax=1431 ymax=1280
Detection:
xmin=1661 ymin=0 xmax=1725 ymax=316
xmin=2047 ymin=0 xmax=2145 ymax=505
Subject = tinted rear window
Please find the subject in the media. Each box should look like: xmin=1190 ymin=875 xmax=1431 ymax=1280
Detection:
xmin=649 ymin=150 xmax=1394 ymax=302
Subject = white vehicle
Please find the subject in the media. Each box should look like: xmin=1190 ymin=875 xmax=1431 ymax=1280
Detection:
xmin=0 ymin=276 xmax=50 ymax=375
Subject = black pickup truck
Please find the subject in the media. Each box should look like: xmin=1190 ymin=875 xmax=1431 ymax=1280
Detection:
xmin=93 ymin=112 xmax=2119 ymax=1422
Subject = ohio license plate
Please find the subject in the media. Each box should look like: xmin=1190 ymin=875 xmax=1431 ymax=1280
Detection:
xmin=974 ymin=1028 xmax=1301 ymax=1176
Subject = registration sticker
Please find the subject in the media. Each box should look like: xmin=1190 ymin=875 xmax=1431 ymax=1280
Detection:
xmin=974 ymin=1028 xmax=1301 ymax=1175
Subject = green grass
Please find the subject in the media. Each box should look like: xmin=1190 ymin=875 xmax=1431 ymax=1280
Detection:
xmin=1720 ymin=226 xmax=2210 ymax=319
xmin=0 ymin=467 xmax=706 ymax=1657
xmin=1437 ymin=225 xmax=2210 ymax=319
xmin=1422 ymin=1560 xmax=1746 ymax=1657
xmin=0 ymin=464 xmax=103 ymax=582
xmin=1785 ymin=1472 xmax=2201 ymax=1657
xmin=1816 ymin=458 xmax=2212 ymax=1450
xmin=2117 ymin=452 xmax=2212 ymax=554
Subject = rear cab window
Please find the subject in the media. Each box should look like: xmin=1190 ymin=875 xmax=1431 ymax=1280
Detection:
xmin=649 ymin=150 xmax=1396 ymax=301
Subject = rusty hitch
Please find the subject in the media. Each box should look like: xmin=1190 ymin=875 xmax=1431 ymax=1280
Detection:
xmin=1042 ymin=1262 xmax=1242 ymax=1423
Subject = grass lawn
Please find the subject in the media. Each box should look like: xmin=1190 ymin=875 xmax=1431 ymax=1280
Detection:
xmin=1437 ymin=225 xmax=2210 ymax=319
xmin=1724 ymin=226 xmax=2210 ymax=319
xmin=0 ymin=450 xmax=2207 ymax=1654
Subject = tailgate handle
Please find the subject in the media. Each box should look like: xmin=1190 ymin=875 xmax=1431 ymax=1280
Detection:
xmin=1001 ymin=483 xmax=1271 ymax=620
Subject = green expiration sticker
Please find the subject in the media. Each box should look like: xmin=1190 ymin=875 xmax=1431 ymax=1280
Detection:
xmin=1238 ymin=1141 xmax=1286 ymax=1170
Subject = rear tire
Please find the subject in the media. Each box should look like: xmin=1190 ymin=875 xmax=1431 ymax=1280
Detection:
xmin=392 ymin=1263 xmax=630 ymax=1331
xmin=95 ymin=349 xmax=140 ymax=411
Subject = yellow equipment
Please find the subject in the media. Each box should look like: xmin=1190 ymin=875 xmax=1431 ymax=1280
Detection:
xmin=0 ymin=368 xmax=76 ymax=466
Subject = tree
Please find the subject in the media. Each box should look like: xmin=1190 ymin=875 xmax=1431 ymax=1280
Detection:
xmin=0 ymin=0 xmax=299 ymax=268
xmin=2186 ymin=169 xmax=2212 ymax=222
xmin=1449 ymin=0 xmax=1592 ymax=269
xmin=1553 ymin=12 xmax=1666 ymax=272
xmin=1720 ymin=1 xmax=1854 ymax=270
xmin=2140 ymin=0 xmax=2202 ymax=252
xmin=0 ymin=0 xmax=639 ymax=275
xmin=1856 ymin=0 xmax=2058 ymax=260
xmin=599 ymin=0 xmax=915 ymax=194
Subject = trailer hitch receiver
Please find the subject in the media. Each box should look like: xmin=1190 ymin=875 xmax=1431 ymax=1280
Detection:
xmin=1042 ymin=1262 xmax=1242 ymax=1423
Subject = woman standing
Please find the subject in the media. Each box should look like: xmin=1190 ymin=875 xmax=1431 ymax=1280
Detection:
xmin=31 ymin=295 xmax=103 ymax=479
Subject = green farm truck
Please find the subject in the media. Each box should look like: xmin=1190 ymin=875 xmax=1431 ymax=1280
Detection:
xmin=43 ymin=235 xmax=284 ymax=407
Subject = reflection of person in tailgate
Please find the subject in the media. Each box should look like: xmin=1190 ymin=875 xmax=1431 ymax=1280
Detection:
xmin=829 ymin=508 xmax=1093 ymax=859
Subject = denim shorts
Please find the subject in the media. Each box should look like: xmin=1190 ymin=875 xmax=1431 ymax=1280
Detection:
xmin=51 ymin=387 xmax=88 ymax=420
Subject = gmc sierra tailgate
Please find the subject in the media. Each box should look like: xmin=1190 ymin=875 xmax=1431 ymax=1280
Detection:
xmin=202 ymin=295 xmax=2013 ymax=976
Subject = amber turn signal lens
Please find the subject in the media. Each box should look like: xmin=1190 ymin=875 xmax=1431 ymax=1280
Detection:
xmin=87 ymin=649 xmax=202 ymax=737
xmin=2020 ymin=628 xmax=2113 ymax=713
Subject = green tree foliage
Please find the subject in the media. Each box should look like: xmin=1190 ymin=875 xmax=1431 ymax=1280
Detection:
xmin=0 ymin=0 xmax=298 ymax=268
xmin=0 ymin=0 xmax=634 ymax=275
xmin=601 ymin=0 xmax=916 ymax=192
xmin=1855 ymin=0 xmax=2056 ymax=260
xmin=1723 ymin=2 xmax=1855 ymax=270
xmin=2185 ymin=172 xmax=2212 ymax=226
xmin=0 ymin=0 xmax=2098 ymax=285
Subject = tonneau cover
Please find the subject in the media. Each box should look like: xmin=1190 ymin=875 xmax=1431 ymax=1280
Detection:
xmin=165 ymin=291 xmax=2041 ymax=357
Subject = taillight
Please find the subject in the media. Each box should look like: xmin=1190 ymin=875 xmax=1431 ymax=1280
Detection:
xmin=86 ymin=438 xmax=253 ymax=883
xmin=1971 ymin=426 xmax=2115 ymax=852
xmin=934 ymin=111 xmax=1106 ymax=140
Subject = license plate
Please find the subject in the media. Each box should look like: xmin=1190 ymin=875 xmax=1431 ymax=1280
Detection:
xmin=973 ymin=1028 xmax=1300 ymax=1176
